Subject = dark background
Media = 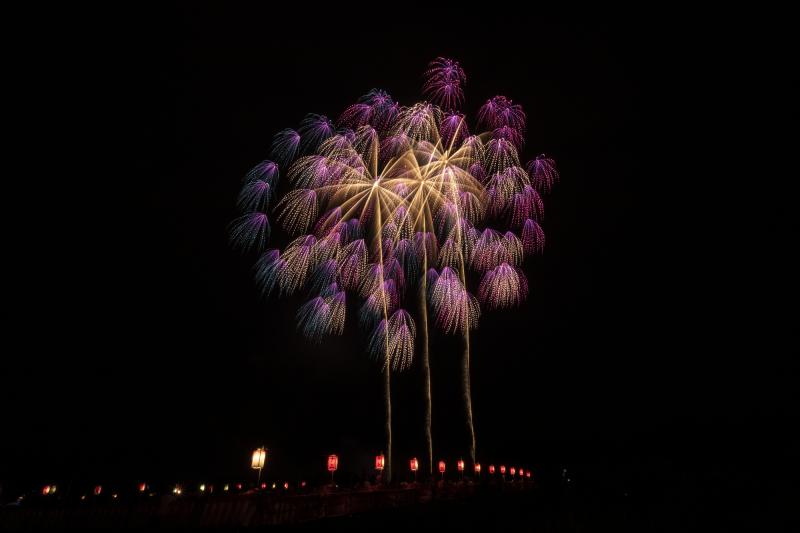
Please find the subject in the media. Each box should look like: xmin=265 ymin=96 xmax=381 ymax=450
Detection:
xmin=3 ymin=4 xmax=796 ymax=528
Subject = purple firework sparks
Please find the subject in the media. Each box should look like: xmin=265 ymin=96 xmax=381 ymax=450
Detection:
xmin=527 ymin=154 xmax=560 ymax=193
xmin=478 ymin=95 xmax=527 ymax=132
xmin=270 ymin=129 xmax=300 ymax=166
xmin=423 ymin=57 xmax=466 ymax=111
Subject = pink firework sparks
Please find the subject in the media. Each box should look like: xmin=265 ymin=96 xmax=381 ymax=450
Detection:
xmin=430 ymin=267 xmax=480 ymax=333
xmin=478 ymin=262 xmax=529 ymax=310
xmin=423 ymin=57 xmax=466 ymax=111
xmin=478 ymin=95 xmax=526 ymax=132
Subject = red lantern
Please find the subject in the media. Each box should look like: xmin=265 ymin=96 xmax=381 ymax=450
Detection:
xmin=410 ymin=457 xmax=419 ymax=472
xmin=94 ymin=485 xmax=102 ymax=496
xmin=375 ymin=454 xmax=385 ymax=471
xmin=510 ymin=467 xmax=516 ymax=476
xmin=519 ymin=468 xmax=524 ymax=477
xmin=236 ymin=483 xmax=242 ymax=490
xmin=327 ymin=454 xmax=339 ymax=472
xmin=474 ymin=463 xmax=481 ymax=474
xmin=438 ymin=460 xmax=446 ymax=473
xmin=457 ymin=459 xmax=465 ymax=472
xmin=283 ymin=482 xmax=289 ymax=489
xmin=500 ymin=465 xmax=506 ymax=475
xmin=42 ymin=485 xmax=51 ymax=495
xmin=489 ymin=465 xmax=496 ymax=474
xmin=260 ymin=482 xmax=266 ymax=489
xmin=526 ymin=471 xmax=531 ymax=478
xmin=138 ymin=483 xmax=146 ymax=493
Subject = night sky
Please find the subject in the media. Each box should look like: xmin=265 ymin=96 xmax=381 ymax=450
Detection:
xmin=4 ymin=4 xmax=795 ymax=520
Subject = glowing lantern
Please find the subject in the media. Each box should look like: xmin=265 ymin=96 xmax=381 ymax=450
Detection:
xmin=500 ymin=465 xmax=506 ymax=475
xmin=283 ymin=482 xmax=289 ymax=489
xmin=474 ymin=463 xmax=481 ymax=475
xmin=172 ymin=485 xmax=182 ymax=495
xmin=510 ymin=467 xmax=516 ymax=476
xmin=519 ymin=468 xmax=524 ymax=477
xmin=199 ymin=484 xmax=206 ymax=492
xmin=94 ymin=485 xmax=102 ymax=496
xmin=526 ymin=471 xmax=531 ymax=479
xmin=260 ymin=482 xmax=266 ymax=489
xmin=138 ymin=483 xmax=147 ymax=493
xmin=410 ymin=457 xmax=419 ymax=472
xmin=438 ymin=460 xmax=446 ymax=479
xmin=42 ymin=486 xmax=51 ymax=496
xmin=489 ymin=465 xmax=496 ymax=474
xmin=327 ymin=454 xmax=339 ymax=484
xmin=236 ymin=483 xmax=242 ymax=490
xmin=252 ymin=447 xmax=267 ymax=485
xmin=223 ymin=484 xmax=230 ymax=491
xmin=251 ymin=447 xmax=266 ymax=469
xmin=375 ymin=454 xmax=385 ymax=471
xmin=457 ymin=459 xmax=465 ymax=472
xmin=327 ymin=454 xmax=339 ymax=471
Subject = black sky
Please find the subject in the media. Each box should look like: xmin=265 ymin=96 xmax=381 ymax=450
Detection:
xmin=4 ymin=4 xmax=796 ymax=508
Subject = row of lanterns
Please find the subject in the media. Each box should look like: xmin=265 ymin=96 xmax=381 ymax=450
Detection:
xmin=324 ymin=452 xmax=532 ymax=480
xmin=41 ymin=448 xmax=532 ymax=499
xmin=42 ymin=480 xmax=294 ymax=499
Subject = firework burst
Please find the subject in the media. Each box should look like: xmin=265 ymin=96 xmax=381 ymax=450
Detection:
xmin=231 ymin=57 xmax=559 ymax=476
